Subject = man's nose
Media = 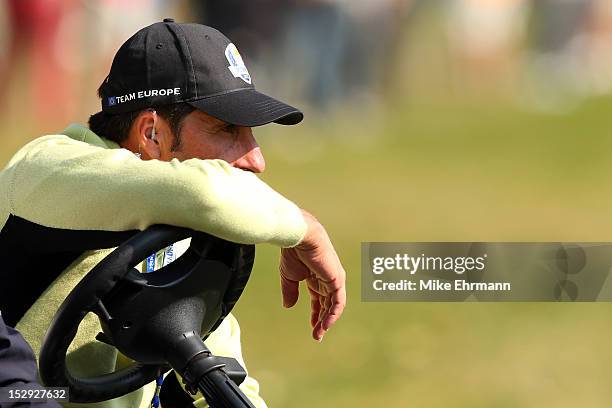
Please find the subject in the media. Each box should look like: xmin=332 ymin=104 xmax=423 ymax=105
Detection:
xmin=231 ymin=129 xmax=266 ymax=173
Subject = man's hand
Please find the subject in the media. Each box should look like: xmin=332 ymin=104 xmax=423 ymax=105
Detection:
xmin=279 ymin=209 xmax=347 ymax=341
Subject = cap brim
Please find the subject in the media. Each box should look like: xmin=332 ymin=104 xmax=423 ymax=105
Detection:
xmin=187 ymin=89 xmax=303 ymax=127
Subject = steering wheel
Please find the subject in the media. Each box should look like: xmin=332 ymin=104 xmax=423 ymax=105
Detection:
xmin=38 ymin=225 xmax=254 ymax=403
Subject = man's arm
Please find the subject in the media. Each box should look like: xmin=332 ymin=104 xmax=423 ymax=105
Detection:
xmin=2 ymin=132 xmax=346 ymax=340
xmin=2 ymin=134 xmax=306 ymax=247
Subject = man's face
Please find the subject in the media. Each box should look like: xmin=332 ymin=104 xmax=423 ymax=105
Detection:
xmin=164 ymin=110 xmax=266 ymax=173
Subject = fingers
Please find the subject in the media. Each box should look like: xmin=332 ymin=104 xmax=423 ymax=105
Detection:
xmin=322 ymin=287 xmax=346 ymax=331
xmin=311 ymin=264 xmax=346 ymax=335
xmin=306 ymin=278 xmax=347 ymax=341
xmin=308 ymin=287 xmax=321 ymax=328
xmin=318 ymin=296 xmax=326 ymax=325
xmin=312 ymin=319 xmax=325 ymax=342
xmin=280 ymin=273 xmax=300 ymax=308
xmin=280 ymin=248 xmax=309 ymax=308
xmin=311 ymin=290 xmax=346 ymax=340
xmin=281 ymin=212 xmax=348 ymax=341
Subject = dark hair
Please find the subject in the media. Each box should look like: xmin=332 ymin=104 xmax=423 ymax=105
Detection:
xmin=88 ymin=84 xmax=195 ymax=151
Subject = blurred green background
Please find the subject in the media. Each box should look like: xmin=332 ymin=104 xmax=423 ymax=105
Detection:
xmin=3 ymin=0 xmax=612 ymax=407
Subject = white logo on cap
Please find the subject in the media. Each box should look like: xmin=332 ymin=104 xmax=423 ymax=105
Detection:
xmin=225 ymin=43 xmax=251 ymax=84
xmin=107 ymin=88 xmax=181 ymax=105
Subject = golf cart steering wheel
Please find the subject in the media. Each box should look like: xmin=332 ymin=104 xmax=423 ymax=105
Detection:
xmin=39 ymin=225 xmax=254 ymax=404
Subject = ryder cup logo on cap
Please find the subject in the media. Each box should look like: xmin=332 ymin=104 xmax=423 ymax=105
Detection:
xmin=225 ymin=43 xmax=251 ymax=84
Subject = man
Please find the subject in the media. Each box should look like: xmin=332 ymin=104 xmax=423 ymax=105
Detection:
xmin=0 ymin=19 xmax=346 ymax=407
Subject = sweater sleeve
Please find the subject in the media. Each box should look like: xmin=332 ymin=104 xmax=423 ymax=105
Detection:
xmin=6 ymin=134 xmax=306 ymax=247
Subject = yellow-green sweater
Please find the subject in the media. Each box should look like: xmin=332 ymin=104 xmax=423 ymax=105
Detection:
xmin=0 ymin=124 xmax=307 ymax=407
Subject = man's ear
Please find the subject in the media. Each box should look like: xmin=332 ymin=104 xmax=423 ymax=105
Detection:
xmin=134 ymin=111 xmax=161 ymax=160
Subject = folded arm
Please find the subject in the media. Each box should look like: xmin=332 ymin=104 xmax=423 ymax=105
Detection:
xmin=3 ymin=134 xmax=306 ymax=247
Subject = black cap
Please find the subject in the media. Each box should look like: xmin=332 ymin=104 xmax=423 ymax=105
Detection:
xmin=99 ymin=19 xmax=303 ymax=126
